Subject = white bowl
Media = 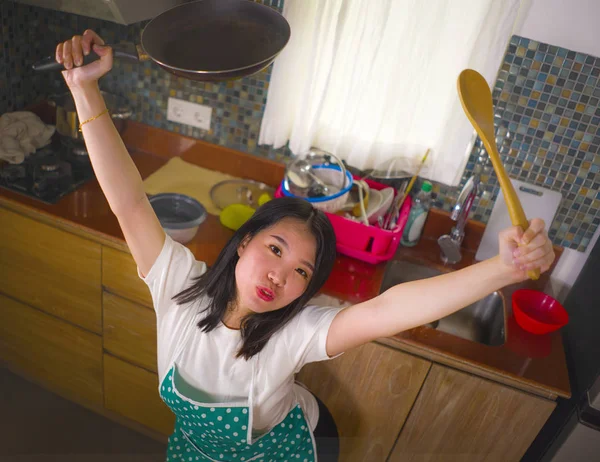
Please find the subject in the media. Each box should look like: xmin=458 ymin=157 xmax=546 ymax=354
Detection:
xmin=367 ymin=187 xmax=394 ymax=224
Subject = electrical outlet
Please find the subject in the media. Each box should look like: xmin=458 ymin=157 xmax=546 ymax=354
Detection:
xmin=167 ymin=97 xmax=212 ymax=131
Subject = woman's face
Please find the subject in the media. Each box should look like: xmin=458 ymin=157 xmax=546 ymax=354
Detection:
xmin=235 ymin=218 xmax=317 ymax=315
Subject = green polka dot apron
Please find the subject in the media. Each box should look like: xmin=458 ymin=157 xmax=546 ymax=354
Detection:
xmin=158 ymin=314 xmax=318 ymax=462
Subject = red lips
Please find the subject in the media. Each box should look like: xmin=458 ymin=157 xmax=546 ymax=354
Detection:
xmin=256 ymin=286 xmax=274 ymax=302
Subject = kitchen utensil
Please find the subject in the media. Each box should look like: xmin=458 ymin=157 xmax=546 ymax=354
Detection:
xmin=353 ymin=180 xmax=370 ymax=224
xmin=210 ymin=179 xmax=274 ymax=211
xmin=289 ymin=159 xmax=331 ymax=196
xmin=394 ymin=148 xmax=430 ymax=216
xmin=475 ymin=179 xmax=562 ymax=261
xmin=458 ymin=69 xmax=540 ymax=280
xmin=382 ymin=181 xmax=408 ymax=230
xmin=219 ymin=203 xmax=255 ymax=231
xmin=285 ymin=149 xmax=348 ymax=198
xmin=149 ymin=192 xmax=207 ymax=244
xmin=281 ymin=166 xmax=353 ymax=213
xmin=368 ymin=187 xmax=394 ymax=225
xmin=142 ymin=157 xmax=238 ymax=216
xmin=358 ymin=156 xmax=423 ymax=188
xmin=49 ymin=91 xmax=131 ymax=143
xmin=32 ymin=0 xmax=291 ymax=82
xmin=512 ymin=289 xmax=569 ymax=334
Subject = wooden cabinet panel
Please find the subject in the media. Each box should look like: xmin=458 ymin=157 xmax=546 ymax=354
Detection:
xmin=104 ymin=353 xmax=175 ymax=436
xmin=103 ymin=246 xmax=153 ymax=308
xmin=389 ymin=364 xmax=556 ymax=462
xmin=103 ymin=291 xmax=158 ymax=372
xmin=0 ymin=207 xmax=102 ymax=332
xmin=297 ymin=342 xmax=431 ymax=462
xmin=0 ymin=293 xmax=103 ymax=406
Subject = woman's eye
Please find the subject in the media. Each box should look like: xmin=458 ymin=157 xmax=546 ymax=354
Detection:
xmin=269 ymin=245 xmax=281 ymax=256
xmin=296 ymin=268 xmax=308 ymax=279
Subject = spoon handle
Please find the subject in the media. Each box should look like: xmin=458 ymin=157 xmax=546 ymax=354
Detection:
xmin=479 ymin=139 xmax=540 ymax=280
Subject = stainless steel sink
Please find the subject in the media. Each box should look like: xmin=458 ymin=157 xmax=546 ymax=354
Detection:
xmin=379 ymin=260 xmax=505 ymax=346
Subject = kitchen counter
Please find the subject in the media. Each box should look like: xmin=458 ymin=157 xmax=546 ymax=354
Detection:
xmin=0 ymin=111 xmax=570 ymax=401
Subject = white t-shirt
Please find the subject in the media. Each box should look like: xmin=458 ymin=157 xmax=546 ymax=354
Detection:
xmin=137 ymin=234 xmax=343 ymax=433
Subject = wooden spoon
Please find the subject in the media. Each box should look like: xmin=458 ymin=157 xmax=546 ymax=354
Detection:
xmin=457 ymin=69 xmax=539 ymax=280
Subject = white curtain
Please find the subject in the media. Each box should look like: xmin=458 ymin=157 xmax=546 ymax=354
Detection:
xmin=259 ymin=0 xmax=523 ymax=186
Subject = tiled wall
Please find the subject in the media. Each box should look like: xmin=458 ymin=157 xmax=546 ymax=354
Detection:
xmin=1 ymin=1 xmax=598 ymax=251
xmin=450 ymin=35 xmax=600 ymax=252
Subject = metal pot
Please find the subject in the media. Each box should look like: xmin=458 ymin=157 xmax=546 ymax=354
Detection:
xmin=49 ymin=91 xmax=132 ymax=143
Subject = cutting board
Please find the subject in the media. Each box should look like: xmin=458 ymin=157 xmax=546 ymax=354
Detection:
xmin=143 ymin=157 xmax=238 ymax=215
xmin=475 ymin=179 xmax=562 ymax=261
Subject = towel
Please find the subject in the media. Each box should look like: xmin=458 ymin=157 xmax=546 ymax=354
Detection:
xmin=0 ymin=111 xmax=55 ymax=164
xmin=142 ymin=157 xmax=241 ymax=215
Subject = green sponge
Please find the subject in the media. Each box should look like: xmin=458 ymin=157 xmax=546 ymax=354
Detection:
xmin=220 ymin=204 xmax=256 ymax=231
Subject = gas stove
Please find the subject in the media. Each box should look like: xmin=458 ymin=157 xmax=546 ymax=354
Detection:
xmin=0 ymin=138 xmax=95 ymax=204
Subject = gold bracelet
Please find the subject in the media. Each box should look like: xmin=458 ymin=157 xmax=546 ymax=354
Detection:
xmin=79 ymin=108 xmax=109 ymax=132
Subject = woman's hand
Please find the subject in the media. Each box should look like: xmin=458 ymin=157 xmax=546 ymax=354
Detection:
xmin=56 ymin=30 xmax=113 ymax=90
xmin=498 ymin=218 xmax=555 ymax=281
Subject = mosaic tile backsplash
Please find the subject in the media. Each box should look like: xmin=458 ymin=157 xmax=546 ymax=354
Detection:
xmin=451 ymin=35 xmax=600 ymax=252
xmin=1 ymin=1 xmax=598 ymax=252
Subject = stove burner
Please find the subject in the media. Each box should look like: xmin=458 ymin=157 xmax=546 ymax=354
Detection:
xmin=0 ymin=164 xmax=27 ymax=182
xmin=0 ymin=140 xmax=95 ymax=204
xmin=41 ymin=163 xmax=60 ymax=172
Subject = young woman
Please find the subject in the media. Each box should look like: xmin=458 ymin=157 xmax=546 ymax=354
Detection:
xmin=55 ymin=30 xmax=555 ymax=462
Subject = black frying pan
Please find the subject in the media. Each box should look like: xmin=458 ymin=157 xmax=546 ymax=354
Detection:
xmin=32 ymin=0 xmax=291 ymax=82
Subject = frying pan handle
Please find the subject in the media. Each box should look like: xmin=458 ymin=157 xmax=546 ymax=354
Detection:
xmin=32 ymin=43 xmax=141 ymax=71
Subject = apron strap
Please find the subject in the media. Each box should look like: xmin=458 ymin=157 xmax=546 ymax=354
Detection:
xmin=246 ymin=352 xmax=259 ymax=444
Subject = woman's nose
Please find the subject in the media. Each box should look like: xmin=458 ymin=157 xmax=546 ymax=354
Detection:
xmin=268 ymin=270 xmax=285 ymax=287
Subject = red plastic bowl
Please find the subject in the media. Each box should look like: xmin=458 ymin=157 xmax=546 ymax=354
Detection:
xmin=512 ymin=289 xmax=569 ymax=335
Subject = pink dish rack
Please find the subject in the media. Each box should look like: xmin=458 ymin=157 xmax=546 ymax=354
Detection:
xmin=274 ymin=177 xmax=411 ymax=264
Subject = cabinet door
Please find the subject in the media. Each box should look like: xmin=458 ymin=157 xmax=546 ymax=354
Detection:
xmin=0 ymin=207 xmax=102 ymax=332
xmin=104 ymin=353 xmax=175 ymax=436
xmin=0 ymin=293 xmax=103 ymax=407
xmin=103 ymin=291 xmax=158 ymax=372
xmin=297 ymin=342 xmax=431 ymax=462
xmin=389 ymin=364 xmax=556 ymax=462
xmin=103 ymin=246 xmax=153 ymax=308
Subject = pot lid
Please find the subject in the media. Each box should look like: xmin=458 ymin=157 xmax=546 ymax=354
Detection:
xmin=210 ymin=179 xmax=274 ymax=210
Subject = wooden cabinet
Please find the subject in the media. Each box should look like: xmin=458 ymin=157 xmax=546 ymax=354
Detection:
xmin=0 ymin=293 xmax=103 ymax=407
xmin=103 ymin=291 xmax=158 ymax=373
xmin=297 ymin=342 xmax=431 ymax=462
xmin=102 ymin=246 xmax=153 ymax=308
xmin=388 ymin=364 xmax=556 ymax=462
xmin=104 ymin=353 xmax=175 ymax=436
xmin=0 ymin=207 xmax=102 ymax=333
xmin=0 ymin=205 xmax=558 ymax=453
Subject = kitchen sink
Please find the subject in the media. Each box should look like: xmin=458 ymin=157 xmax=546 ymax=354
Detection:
xmin=379 ymin=260 xmax=505 ymax=346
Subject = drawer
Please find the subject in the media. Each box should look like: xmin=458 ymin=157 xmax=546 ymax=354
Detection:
xmin=0 ymin=293 xmax=103 ymax=407
xmin=104 ymin=353 xmax=175 ymax=436
xmin=0 ymin=207 xmax=102 ymax=332
xmin=103 ymin=291 xmax=157 ymax=372
xmin=103 ymin=246 xmax=153 ymax=308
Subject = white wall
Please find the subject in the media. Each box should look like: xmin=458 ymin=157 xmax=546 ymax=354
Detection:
xmin=515 ymin=0 xmax=600 ymax=299
xmin=517 ymin=0 xmax=600 ymax=58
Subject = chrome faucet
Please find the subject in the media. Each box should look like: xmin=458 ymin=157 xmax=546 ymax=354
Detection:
xmin=437 ymin=175 xmax=480 ymax=264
